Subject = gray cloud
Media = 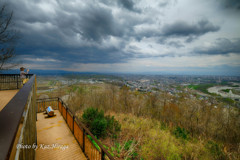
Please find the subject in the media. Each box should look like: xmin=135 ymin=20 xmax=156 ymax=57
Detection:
xmin=135 ymin=19 xmax=220 ymax=43
xmin=99 ymin=0 xmax=140 ymax=12
xmin=53 ymin=3 xmax=126 ymax=42
xmin=162 ymin=19 xmax=220 ymax=38
xmin=167 ymin=41 xmax=184 ymax=48
xmin=117 ymin=0 xmax=134 ymax=10
xmin=17 ymin=44 xmax=133 ymax=64
xmin=219 ymin=0 xmax=240 ymax=10
xmin=8 ymin=0 xmax=150 ymax=64
xmin=194 ymin=38 xmax=240 ymax=55
xmin=9 ymin=0 xmax=130 ymax=62
xmin=75 ymin=6 xmax=121 ymax=41
xmin=156 ymin=38 xmax=185 ymax=48
xmin=10 ymin=1 xmax=124 ymax=42
xmin=116 ymin=0 xmax=142 ymax=12
xmin=159 ymin=2 xmax=168 ymax=7
xmin=159 ymin=0 xmax=177 ymax=8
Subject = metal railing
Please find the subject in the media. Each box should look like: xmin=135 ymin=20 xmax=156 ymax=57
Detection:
xmin=0 ymin=74 xmax=34 ymax=90
xmin=37 ymin=98 xmax=115 ymax=160
xmin=0 ymin=74 xmax=37 ymax=160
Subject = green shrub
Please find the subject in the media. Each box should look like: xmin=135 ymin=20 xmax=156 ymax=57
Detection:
xmin=174 ymin=127 xmax=189 ymax=140
xmin=82 ymin=108 xmax=106 ymax=138
xmin=91 ymin=118 xmax=107 ymax=138
xmin=105 ymin=115 xmax=121 ymax=138
xmin=82 ymin=107 xmax=105 ymax=125
xmin=82 ymin=107 xmax=121 ymax=138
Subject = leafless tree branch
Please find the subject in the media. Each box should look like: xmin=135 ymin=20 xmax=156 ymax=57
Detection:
xmin=0 ymin=3 xmax=19 ymax=71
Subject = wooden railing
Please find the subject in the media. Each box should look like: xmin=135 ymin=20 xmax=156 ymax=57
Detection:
xmin=37 ymin=97 xmax=58 ymax=112
xmin=0 ymin=74 xmax=37 ymax=160
xmin=37 ymin=98 xmax=115 ymax=160
xmin=0 ymin=74 xmax=34 ymax=90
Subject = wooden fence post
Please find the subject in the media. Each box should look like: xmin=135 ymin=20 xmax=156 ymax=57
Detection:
xmin=66 ymin=108 xmax=68 ymax=122
xmin=101 ymin=149 xmax=105 ymax=160
xmin=83 ymin=129 xmax=85 ymax=153
xmin=17 ymin=76 xmax=18 ymax=89
xmin=72 ymin=116 xmax=75 ymax=134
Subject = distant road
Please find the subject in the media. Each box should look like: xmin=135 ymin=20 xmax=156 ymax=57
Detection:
xmin=195 ymin=90 xmax=210 ymax=97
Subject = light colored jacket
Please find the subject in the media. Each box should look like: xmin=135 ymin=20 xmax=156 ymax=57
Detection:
xmin=20 ymin=71 xmax=28 ymax=79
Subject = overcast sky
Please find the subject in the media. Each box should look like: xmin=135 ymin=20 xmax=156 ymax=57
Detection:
xmin=7 ymin=0 xmax=240 ymax=75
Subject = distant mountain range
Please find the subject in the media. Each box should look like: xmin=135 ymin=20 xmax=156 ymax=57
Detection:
xmin=0 ymin=69 xmax=83 ymax=75
xmin=1 ymin=69 xmax=239 ymax=77
xmin=0 ymin=69 xmax=122 ymax=76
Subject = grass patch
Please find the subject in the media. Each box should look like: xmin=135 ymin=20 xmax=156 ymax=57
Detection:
xmin=221 ymin=89 xmax=231 ymax=93
xmin=188 ymin=84 xmax=215 ymax=94
xmin=205 ymin=140 xmax=226 ymax=160
xmin=220 ymin=98 xmax=235 ymax=105
xmin=111 ymin=112 xmax=224 ymax=160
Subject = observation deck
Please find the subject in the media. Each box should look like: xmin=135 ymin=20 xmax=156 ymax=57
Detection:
xmin=0 ymin=90 xmax=18 ymax=111
xmin=0 ymin=74 xmax=114 ymax=160
xmin=36 ymin=110 xmax=86 ymax=160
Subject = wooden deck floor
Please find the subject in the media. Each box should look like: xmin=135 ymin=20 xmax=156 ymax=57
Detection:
xmin=0 ymin=90 xmax=18 ymax=111
xmin=36 ymin=110 xmax=87 ymax=160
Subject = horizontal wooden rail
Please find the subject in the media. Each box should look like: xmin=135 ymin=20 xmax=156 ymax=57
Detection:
xmin=37 ymin=97 xmax=115 ymax=160
xmin=36 ymin=98 xmax=58 ymax=113
xmin=0 ymin=74 xmax=37 ymax=160
xmin=0 ymin=74 xmax=34 ymax=90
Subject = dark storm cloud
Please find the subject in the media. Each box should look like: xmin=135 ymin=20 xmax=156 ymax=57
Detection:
xmin=17 ymin=44 xmax=133 ymax=64
xmin=162 ymin=19 xmax=220 ymax=38
xmin=194 ymin=38 xmax=240 ymax=55
xmin=9 ymin=0 xmax=125 ymax=42
xmin=9 ymin=0 xmax=164 ymax=65
xmin=135 ymin=19 xmax=220 ymax=43
xmin=98 ymin=0 xmax=140 ymax=12
xmin=63 ymin=47 xmax=132 ymax=63
xmin=10 ymin=0 xmax=147 ymax=42
xmin=52 ymin=3 xmax=125 ymax=42
xmin=218 ymin=0 xmax=240 ymax=10
xmin=117 ymin=0 xmax=134 ymax=11
xmin=74 ymin=6 xmax=122 ymax=41
xmin=8 ymin=0 xmax=136 ymax=63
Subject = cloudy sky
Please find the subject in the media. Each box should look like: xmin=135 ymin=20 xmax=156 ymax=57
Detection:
xmin=7 ymin=0 xmax=240 ymax=75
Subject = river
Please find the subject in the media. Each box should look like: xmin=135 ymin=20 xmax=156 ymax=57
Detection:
xmin=207 ymin=86 xmax=240 ymax=99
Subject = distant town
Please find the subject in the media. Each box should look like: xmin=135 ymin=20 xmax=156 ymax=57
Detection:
xmin=37 ymin=74 xmax=240 ymax=109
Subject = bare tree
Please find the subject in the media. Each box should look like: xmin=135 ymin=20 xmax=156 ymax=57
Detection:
xmin=0 ymin=3 xmax=18 ymax=71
